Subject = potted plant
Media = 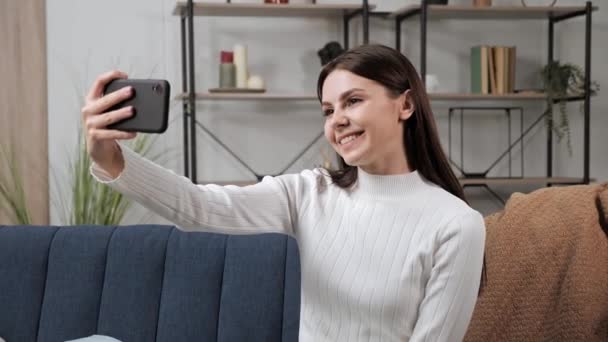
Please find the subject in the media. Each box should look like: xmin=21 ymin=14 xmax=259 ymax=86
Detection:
xmin=540 ymin=61 xmax=599 ymax=153
xmin=65 ymin=131 xmax=157 ymax=225
xmin=1 ymin=133 xmax=158 ymax=225
xmin=0 ymin=143 xmax=32 ymax=224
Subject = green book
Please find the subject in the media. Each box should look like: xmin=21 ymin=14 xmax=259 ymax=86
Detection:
xmin=470 ymin=46 xmax=482 ymax=94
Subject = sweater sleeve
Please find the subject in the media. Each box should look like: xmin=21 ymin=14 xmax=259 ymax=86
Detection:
xmin=409 ymin=210 xmax=486 ymax=342
xmin=90 ymin=144 xmax=319 ymax=238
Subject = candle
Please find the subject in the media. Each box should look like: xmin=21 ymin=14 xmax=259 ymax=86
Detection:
xmin=233 ymin=44 xmax=249 ymax=88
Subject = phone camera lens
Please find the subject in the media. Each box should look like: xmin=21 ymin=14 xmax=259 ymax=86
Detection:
xmin=153 ymin=84 xmax=162 ymax=94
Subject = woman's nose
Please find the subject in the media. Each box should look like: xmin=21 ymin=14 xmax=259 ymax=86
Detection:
xmin=331 ymin=110 xmax=349 ymax=128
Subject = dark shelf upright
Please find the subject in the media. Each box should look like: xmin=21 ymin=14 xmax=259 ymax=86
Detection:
xmin=344 ymin=0 xmax=370 ymax=49
xmin=187 ymin=0 xmax=197 ymax=184
xmin=547 ymin=13 xmax=554 ymax=184
xmin=584 ymin=1 xmax=592 ymax=184
xmin=549 ymin=1 xmax=593 ymax=185
xmin=420 ymin=0 xmax=427 ymax=83
xmin=180 ymin=0 xmax=197 ymax=183
xmin=180 ymin=16 xmax=190 ymax=179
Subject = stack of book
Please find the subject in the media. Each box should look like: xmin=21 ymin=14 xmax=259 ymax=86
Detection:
xmin=470 ymin=45 xmax=516 ymax=95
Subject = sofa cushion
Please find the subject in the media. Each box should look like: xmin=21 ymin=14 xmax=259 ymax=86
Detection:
xmin=155 ymin=229 xmax=228 ymax=341
xmin=96 ymin=225 xmax=172 ymax=341
xmin=0 ymin=225 xmax=301 ymax=342
xmin=37 ymin=226 xmax=117 ymax=342
xmin=0 ymin=225 xmax=58 ymax=342
xmin=214 ymin=234 xmax=291 ymax=342
xmin=156 ymin=231 xmax=298 ymax=342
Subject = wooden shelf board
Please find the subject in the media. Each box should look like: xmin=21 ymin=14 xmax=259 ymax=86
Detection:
xmin=430 ymin=93 xmax=589 ymax=102
xmin=429 ymin=92 xmax=547 ymax=100
xmin=176 ymin=92 xmax=547 ymax=101
xmin=173 ymin=2 xmax=375 ymax=17
xmin=175 ymin=92 xmax=591 ymax=102
xmin=175 ymin=92 xmax=318 ymax=101
xmin=389 ymin=5 xmax=596 ymax=20
xmin=459 ymin=177 xmax=585 ymax=186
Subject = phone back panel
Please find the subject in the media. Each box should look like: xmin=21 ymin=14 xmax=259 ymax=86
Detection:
xmin=104 ymin=79 xmax=170 ymax=133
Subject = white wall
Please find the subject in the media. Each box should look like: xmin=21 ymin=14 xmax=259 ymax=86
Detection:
xmin=46 ymin=0 xmax=607 ymax=221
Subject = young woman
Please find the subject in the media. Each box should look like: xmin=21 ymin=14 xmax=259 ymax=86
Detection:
xmin=83 ymin=44 xmax=485 ymax=342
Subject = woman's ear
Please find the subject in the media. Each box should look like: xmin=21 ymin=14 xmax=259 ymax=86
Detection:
xmin=398 ymin=89 xmax=415 ymax=121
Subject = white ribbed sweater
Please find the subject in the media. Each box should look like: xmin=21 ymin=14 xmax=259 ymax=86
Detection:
xmin=91 ymin=145 xmax=486 ymax=342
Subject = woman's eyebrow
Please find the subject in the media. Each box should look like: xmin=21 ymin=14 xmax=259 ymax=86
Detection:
xmin=321 ymin=88 xmax=364 ymax=106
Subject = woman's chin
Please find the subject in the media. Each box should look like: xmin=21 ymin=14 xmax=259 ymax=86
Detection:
xmin=341 ymin=154 xmax=363 ymax=167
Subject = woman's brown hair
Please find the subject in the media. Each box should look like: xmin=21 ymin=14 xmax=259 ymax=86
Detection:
xmin=318 ymin=44 xmax=487 ymax=293
xmin=317 ymin=44 xmax=465 ymax=202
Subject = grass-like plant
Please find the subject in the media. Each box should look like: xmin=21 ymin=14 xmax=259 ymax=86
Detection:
xmin=66 ymin=132 xmax=157 ymax=225
xmin=0 ymin=143 xmax=32 ymax=225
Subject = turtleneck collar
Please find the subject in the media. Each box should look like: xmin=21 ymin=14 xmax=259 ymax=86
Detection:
xmin=353 ymin=167 xmax=430 ymax=200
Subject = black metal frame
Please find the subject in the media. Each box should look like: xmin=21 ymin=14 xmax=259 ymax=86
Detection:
xmin=448 ymin=106 xmax=525 ymax=205
xmin=395 ymin=0 xmax=594 ymax=187
xmin=448 ymin=107 xmax=524 ymax=179
xmin=180 ymin=0 xmax=371 ymax=183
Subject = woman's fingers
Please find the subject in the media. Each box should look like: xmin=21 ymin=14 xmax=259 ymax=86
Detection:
xmin=86 ymin=70 xmax=128 ymax=101
xmin=82 ymin=85 xmax=133 ymax=119
xmin=83 ymin=71 xmax=135 ymax=175
xmin=85 ymin=106 xmax=134 ymax=130
xmin=88 ymin=129 xmax=137 ymax=141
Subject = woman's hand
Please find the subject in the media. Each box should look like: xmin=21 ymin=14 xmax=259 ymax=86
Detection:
xmin=82 ymin=70 xmax=137 ymax=178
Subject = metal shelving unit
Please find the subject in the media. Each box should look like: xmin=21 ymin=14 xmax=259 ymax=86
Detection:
xmin=174 ymin=1 xmax=596 ymax=193
xmin=174 ymin=0 xmax=373 ymax=184
xmin=387 ymin=1 xmax=596 ymax=199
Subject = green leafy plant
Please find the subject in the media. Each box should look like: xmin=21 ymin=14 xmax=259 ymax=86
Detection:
xmin=1 ymin=129 xmax=167 ymax=226
xmin=1 ymin=133 xmax=164 ymax=226
xmin=540 ymin=61 xmax=599 ymax=153
xmin=0 ymin=144 xmax=32 ymax=225
xmin=66 ymin=131 xmax=157 ymax=225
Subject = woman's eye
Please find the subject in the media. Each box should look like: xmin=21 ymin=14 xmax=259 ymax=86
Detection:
xmin=347 ymin=98 xmax=361 ymax=106
xmin=323 ymin=109 xmax=334 ymax=117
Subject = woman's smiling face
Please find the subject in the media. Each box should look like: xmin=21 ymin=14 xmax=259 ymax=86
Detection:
xmin=321 ymin=69 xmax=414 ymax=175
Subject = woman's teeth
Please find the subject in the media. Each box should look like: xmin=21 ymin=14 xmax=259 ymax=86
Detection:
xmin=340 ymin=133 xmax=362 ymax=145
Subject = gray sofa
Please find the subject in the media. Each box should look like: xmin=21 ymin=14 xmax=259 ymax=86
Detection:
xmin=0 ymin=225 xmax=301 ymax=342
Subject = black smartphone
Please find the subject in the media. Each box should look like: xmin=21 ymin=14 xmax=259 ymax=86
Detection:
xmin=103 ymin=78 xmax=170 ymax=133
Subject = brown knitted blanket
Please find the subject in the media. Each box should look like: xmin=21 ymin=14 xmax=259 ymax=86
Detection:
xmin=464 ymin=183 xmax=608 ymax=342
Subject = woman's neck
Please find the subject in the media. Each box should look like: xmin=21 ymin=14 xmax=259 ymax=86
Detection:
xmin=358 ymin=158 xmax=411 ymax=176
xmin=354 ymin=167 xmax=428 ymax=200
